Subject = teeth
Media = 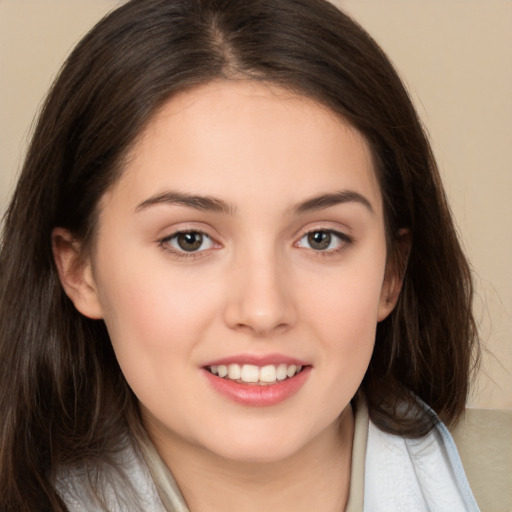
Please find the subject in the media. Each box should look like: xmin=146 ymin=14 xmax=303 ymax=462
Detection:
xmin=241 ymin=364 xmax=259 ymax=383
xmin=208 ymin=363 xmax=303 ymax=384
xmin=260 ymin=365 xmax=277 ymax=383
xmin=286 ymin=364 xmax=297 ymax=378
xmin=276 ymin=364 xmax=288 ymax=381
xmin=228 ymin=364 xmax=241 ymax=380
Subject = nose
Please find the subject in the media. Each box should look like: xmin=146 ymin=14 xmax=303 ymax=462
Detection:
xmin=223 ymin=247 xmax=297 ymax=337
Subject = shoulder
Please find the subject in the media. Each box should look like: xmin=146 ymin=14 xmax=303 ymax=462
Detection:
xmin=364 ymin=413 xmax=481 ymax=511
xmin=449 ymin=407 xmax=512 ymax=512
xmin=55 ymin=438 xmax=166 ymax=512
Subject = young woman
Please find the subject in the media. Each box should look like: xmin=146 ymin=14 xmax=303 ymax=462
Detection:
xmin=0 ymin=0 xmax=480 ymax=510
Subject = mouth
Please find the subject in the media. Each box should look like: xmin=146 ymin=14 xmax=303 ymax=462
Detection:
xmin=206 ymin=363 xmax=306 ymax=386
xmin=202 ymin=359 xmax=312 ymax=406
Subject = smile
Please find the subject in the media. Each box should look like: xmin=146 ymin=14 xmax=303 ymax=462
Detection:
xmin=203 ymin=360 xmax=312 ymax=406
xmin=207 ymin=363 xmax=304 ymax=385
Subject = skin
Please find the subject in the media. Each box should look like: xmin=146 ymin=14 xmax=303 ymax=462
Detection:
xmin=53 ymin=80 xmax=402 ymax=512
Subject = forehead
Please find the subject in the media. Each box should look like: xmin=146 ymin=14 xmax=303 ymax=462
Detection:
xmin=108 ymin=80 xmax=382 ymax=214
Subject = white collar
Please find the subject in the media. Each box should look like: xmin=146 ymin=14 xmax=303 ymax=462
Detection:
xmin=364 ymin=413 xmax=481 ymax=511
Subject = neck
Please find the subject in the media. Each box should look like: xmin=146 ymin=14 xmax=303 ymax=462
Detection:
xmin=148 ymin=406 xmax=354 ymax=512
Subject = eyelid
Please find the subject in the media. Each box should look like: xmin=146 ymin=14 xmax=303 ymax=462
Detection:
xmin=294 ymin=227 xmax=353 ymax=254
xmin=158 ymin=228 xmax=222 ymax=259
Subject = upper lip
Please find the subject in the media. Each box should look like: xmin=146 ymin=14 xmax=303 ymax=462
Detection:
xmin=203 ymin=353 xmax=310 ymax=367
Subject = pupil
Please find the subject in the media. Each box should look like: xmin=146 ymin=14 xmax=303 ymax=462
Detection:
xmin=177 ymin=232 xmax=202 ymax=251
xmin=308 ymin=231 xmax=331 ymax=250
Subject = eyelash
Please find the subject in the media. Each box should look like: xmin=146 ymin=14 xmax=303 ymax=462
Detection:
xmin=295 ymin=229 xmax=353 ymax=257
xmin=158 ymin=228 xmax=353 ymax=260
xmin=159 ymin=230 xmax=217 ymax=260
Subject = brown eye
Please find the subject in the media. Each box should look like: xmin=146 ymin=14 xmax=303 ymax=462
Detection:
xmin=296 ymin=229 xmax=349 ymax=253
xmin=307 ymin=231 xmax=332 ymax=250
xmin=177 ymin=232 xmax=203 ymax=251
xmin=165 ymin=231 xmax=214 ymax=253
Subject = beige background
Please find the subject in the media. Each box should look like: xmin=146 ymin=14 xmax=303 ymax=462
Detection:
xmin=0 ymin=0 xmax=510 ymax=409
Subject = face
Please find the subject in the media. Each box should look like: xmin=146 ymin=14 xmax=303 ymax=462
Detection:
xmin=56 ymin=80 xmax=400 ymax=464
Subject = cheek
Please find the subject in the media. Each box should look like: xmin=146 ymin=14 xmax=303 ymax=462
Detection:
xmin=96 ymin=236 xmax=218 ymax=339
xmin=93 ymin=250 xmax=222 ymax=395
xmin=304 ymin=255 xmax=386 ymax=333
xmin=299 ymin=252 xmax=386 ymax=376
xmin=315 ymin=286 xmax=379 ymax=371
xmin=311 ymin=292 xmax=379 ymax=413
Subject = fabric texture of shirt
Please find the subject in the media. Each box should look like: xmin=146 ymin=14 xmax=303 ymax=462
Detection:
xmin=57 ymin=398 xmax=481 ymax=511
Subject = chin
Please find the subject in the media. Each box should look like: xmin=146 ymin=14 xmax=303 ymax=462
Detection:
xmin=211 ymin=437 xmax=305 ymax=464
xmin=195 ymin=418 xmax=322 ymax=465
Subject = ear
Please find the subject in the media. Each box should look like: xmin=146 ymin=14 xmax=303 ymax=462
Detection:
xmin=52 ymin=228 xmax=104 ymax=319
xmin=377 ymin=229 xmax=410 ymax=322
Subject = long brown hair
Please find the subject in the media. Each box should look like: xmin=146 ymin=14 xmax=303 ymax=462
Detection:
xmin=0 ymin=0 xmax=479 ymax=509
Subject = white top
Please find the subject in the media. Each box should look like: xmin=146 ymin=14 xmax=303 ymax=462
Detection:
xmin=57 ymin=400 xmax=480 ymax=512
xmin=364 ymin=418 xmax=480 ymax=511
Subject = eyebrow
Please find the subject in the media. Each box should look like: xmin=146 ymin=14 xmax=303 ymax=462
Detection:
xmin=292 ymin=190 xmax=374 ymax=215
xmin=135 ymin=189 xmax=373 ymax=216
xmin=135 ymin=191 xmax=237 ymax=215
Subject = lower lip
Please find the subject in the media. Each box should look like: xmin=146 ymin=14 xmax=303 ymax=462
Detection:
xmin=203 ymin=367 xmax=311 ymax=407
